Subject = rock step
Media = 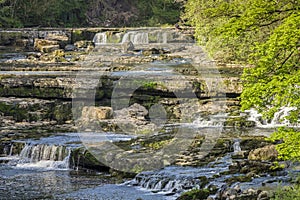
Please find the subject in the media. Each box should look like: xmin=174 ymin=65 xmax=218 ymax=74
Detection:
xmin=0 ymin=97 xmax=72 ymax=124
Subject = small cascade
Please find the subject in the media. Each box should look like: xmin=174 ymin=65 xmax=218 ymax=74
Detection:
xmin=192 ymin=114 xmax=227 ymax=128
xmin=233 ymin=139 xmax=241 ymax=153
xmin=247 ymin=107 xmax=298 ymax=128
xmin=93 ymin=32 xmax=107 ymax=45
xmin=156 ymin=32 xmax=168 ymax=44
xmin=126 ymin=159 xmax=230 ymax=195
xmin=128 ymin=168 xmax=201 ymax=194
xmin=8 ymin=144 xmax=14 ymax=156
xmin=10 ymin=143 xmax=70 ymax=170
xmin=121 ymin=31 xmax=149 ymax=44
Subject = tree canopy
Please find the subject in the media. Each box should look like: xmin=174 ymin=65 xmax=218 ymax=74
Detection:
xmin=184 ymin=0 xmax=300 ymax=161
xmin=0 ymin=0 xmax=183 ymax=28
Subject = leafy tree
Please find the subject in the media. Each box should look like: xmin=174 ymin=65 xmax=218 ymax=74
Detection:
xmin=135 ymin=0 xmax=182 ymax=26
xmin=0 ymin=0 xmax=22 ymax=27
xmin=184 ymin=0 xmax=300 ymax=161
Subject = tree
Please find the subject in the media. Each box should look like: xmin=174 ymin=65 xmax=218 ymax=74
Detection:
xmin=135 ymin=0 xmax=182 ymax=26
xmin=0 ymin=0 xmax=22 ymax=27
xmin=184 ymin=0 xmax=300 ymax=161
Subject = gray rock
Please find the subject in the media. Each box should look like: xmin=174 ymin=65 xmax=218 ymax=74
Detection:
xmin=258 ymin=191 xmax=270 ymax=200
xmin=64 ymin=44 xmax=76 ymax=51
xmin=248 ymin=145 xmax=278 ymax=161
xmin=122 ymin=41 xmax=134 ymax=52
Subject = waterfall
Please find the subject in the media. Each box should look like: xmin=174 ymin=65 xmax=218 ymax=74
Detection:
xmin=126 ymin=164 xmax=229 ymax=195
xmin=192 ymin=113 xmax=227 ymax=128
xmin=157 ymin=32 xmax=168 ymax=44
xmin=130 ymin=169 xmax=200 ymax=194
xmin=11 ymin=143 xmax=70 ymax=170
xmin=9 ymin=144 xmax=14 ymax=156
xmin=233 ymin=139 xmax=241 ymax=153
xmin=92 ymin=29 xmax=185 ymax=45
xmin=121 ymin=31 xmax=149 ymax=44
xmin=93 ymin=32 xmax=107 ymax=45
xmin=247 ymin=107 xmax=298 ymax=128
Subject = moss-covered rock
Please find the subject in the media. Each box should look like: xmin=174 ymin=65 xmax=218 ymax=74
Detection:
xmin=248 ymin=145 xmax=278 ymax=161
xmin=70 ymin=148 xmax=109 ymax=171
xmin=177 ymin=188 xmax=210 ymax=200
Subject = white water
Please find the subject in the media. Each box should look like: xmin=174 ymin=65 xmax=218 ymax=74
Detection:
xmin=9 ymin=143 xmax=70 ymax=170
xmin=246 ymin=107 xmax=298 ymax=128
xmin=157 ymin=32 xmax=168 ymax=44
xmin=192 ymin=113 xmax=227 ymax=128
xmin=93 ymin=32 xmax=107 ymax=45
xmin=127 ymin=154 xmax=231 ymax=196
xmin=121 ymin=31 xmax=149 ymax=44
xmin=233 ymin=139 xmax=242 ymax=153
xmin=92 ymin=30 xmax=175 ymax=45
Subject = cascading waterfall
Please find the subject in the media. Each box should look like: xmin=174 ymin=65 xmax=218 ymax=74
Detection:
xmin=10 ymin=143 xmax=70 ymax=170
xmin=121 ymin=31 xmax=149 ymax=44
xmin=126 ymin=154 xmax=231 ymax=195
xmin=192 ymin=113 xmax=227 ymax=128
xmin=92 ymin=30 xmax=180 ymax=46
xmin=9 ymin=144 xmax=14 ymax=156
xmin=233 ymin=139 xmax=241 ymax=153
xmin=93 ymin=32 xmax=107 ymax=45
xmin=156 ymin=32 xmax=168 ymax=44
xmin=128 ymin=168 xmax=202 ymax=194
xmin=246 ymin=107 xmax=298 ymax=128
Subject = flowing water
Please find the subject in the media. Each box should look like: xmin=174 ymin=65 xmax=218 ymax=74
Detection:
xmin=0 ymin=29 xmax=296 ymax=199
xmin=246 ymin=107 xmax=299 ymax=128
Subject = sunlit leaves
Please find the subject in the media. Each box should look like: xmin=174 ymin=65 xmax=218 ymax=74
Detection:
xmin=185 ymin=0 xmax=300 ymax=161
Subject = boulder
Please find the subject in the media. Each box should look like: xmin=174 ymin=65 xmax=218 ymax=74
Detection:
xmin=46 ymin=33 xmax=69 ymax=42
xmin=74 ymin=40 xmax=93 ymax=49
xmin=81 ymin=106 xmax=113 ymax=121
xmin=114 ymin=103 xmax=148 ymax=120
xmin=122 ymin=41 xmax=134 ymax=52
xmin=258 ymin=190 xmax=270 ymax=200
xmin=64 ymin=44 xmax=76 ymax=51
xmin=34 ymin=39 xmax=59 ymax=53
xmin=248 ymin=145 xmax=278 ymax=161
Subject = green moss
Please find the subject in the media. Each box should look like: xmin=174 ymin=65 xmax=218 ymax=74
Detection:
xmin=142 ymin=81 xmax=158 ymax=89
xmin=0 ymin=75 xmax=16 ymax=80
xmin=178 ymin=188 xmax=210 ymax=200
xmin=0 ymin=86 xmax=71 ymax=99
xmin=144 ymin=139 xmax=172 ymax=150
xmin=225 ymin=175 xmax=252 ymax=184
xmin=148 ymin=33 xmax=158 ymax=43
xmin=106 ymin=32 xmax=122 ymax=43
xmin=71 ymin=30 xmax=84 ymax=43
xmin=225 ymin=116 xmax=256 ymax=127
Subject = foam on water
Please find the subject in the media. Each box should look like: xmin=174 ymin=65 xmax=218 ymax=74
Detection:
xmin=246 ymin=107 xmax=299 ymax=128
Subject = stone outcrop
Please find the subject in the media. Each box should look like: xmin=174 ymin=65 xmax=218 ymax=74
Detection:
xmin=248 ymin=145 xmax=278 ymax=161
xmin=34 ymin=39 xmax=60 ymax=53
xmin=81 ymin=106 xmax=113 ymax=120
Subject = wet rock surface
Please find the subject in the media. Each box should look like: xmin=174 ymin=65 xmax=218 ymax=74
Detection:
xmin=0 ymin=28 xmax=293 ymax=200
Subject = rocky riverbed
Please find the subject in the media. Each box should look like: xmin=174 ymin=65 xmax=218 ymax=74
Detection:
xmin=0 ymin=27 xmax=295 ymax=200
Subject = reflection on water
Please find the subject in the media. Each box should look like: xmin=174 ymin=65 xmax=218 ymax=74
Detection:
xmin=0 ymin=165 xmax=113 ymax=199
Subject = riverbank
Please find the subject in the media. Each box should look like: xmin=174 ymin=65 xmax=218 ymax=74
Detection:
xmin=0 ymin=28 xmax=295 ymax=200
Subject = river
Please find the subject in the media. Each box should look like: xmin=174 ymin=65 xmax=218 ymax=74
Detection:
xmin=0 ymin=28 xmax=296 ymax=200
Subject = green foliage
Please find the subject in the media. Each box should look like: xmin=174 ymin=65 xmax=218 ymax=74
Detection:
xmin=0 ymin=0 xmax=182 ymax=27
xmin=0 ymin=0 xmax=88 ymax=27
xmin=134 ymin=0 xmax=182 ymax=26
xmin=268 ymin=128 xmax=300 ymax=161
xmin=272 ymin=184 xmax=300 ymax=200
xmin=184 ymin=0 xmax=300 ymax=161
xmin=184 ymin=0 xmax=300 ymax=63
